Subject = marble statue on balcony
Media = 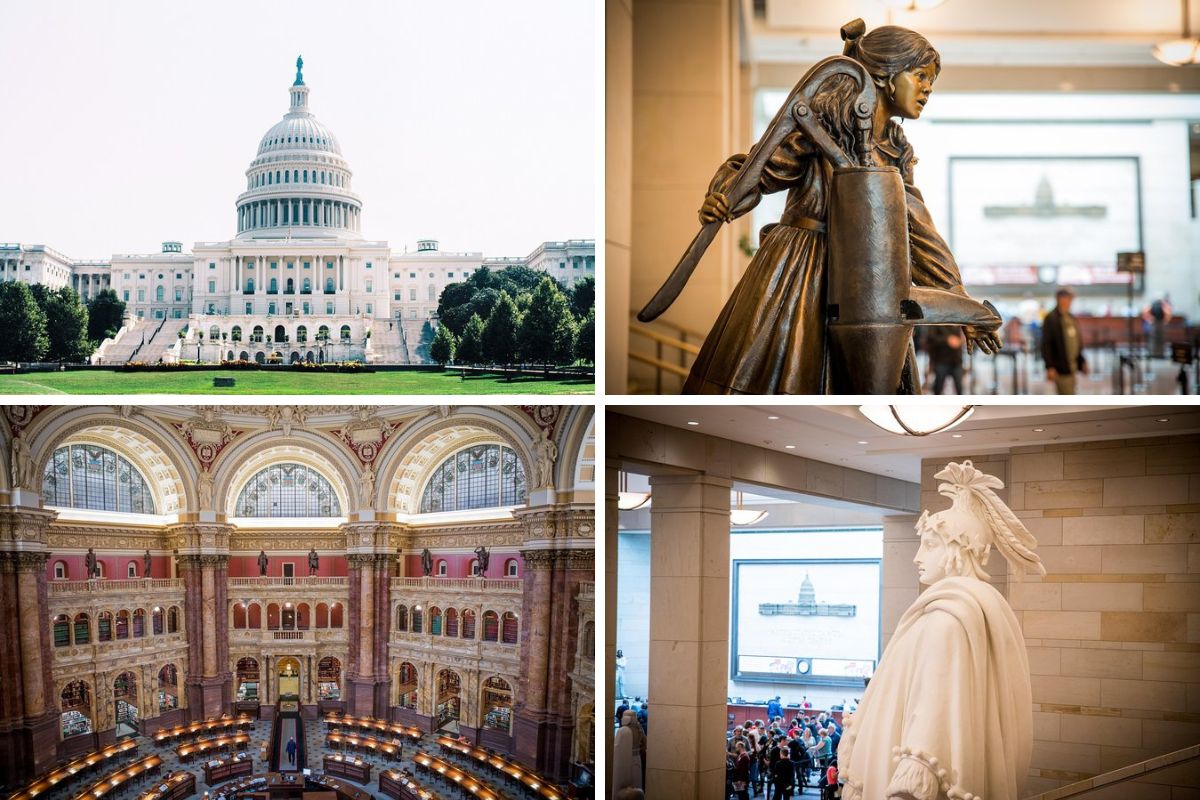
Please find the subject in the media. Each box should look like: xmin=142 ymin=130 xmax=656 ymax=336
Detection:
xmin=420 ymin=548 xmax=433 ymax=577
xmin=837 ymin=461 xmax=1045 ymax=800
xmin=258 ymin=550 xmax=269 ymax=576
xmin=308 ymin=548 xmax=319 ymax=576
xmin=143 ymin=550 xmax=151 ymax=579
xmin=85 ymin=547 xmax=98 ymax=579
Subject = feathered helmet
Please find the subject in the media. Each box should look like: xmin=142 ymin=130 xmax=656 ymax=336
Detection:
xmin=919 ymin=460 xmax=1046 ymax=578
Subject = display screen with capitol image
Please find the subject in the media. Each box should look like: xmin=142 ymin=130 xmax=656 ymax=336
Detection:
xmin=731 ymin=559 xmax=880 ymax=686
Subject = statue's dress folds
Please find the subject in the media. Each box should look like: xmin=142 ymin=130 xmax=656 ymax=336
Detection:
xmin=838 ymin=577 xmax=1032 ymax=800
xmin=683 ymin=124 xmax=966 ymax=394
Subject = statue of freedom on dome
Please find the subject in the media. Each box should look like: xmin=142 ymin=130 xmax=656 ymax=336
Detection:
xmin=294 ymin=55 xmax=304 ymax=86
xmin=837 ymin=460 xmax=1045 ymax=800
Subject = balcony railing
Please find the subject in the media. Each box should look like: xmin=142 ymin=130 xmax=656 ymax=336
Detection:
xmin=49 ymin=578 xmax=184 ymax=595
xmin=228 ymin=577 xmax=349 ymax=588
xmin=389 ymin=577 xmax=522 ymax=593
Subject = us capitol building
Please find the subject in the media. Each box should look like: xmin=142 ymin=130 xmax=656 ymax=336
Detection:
xmin=0 ymin=58 xmax=594 ymax=365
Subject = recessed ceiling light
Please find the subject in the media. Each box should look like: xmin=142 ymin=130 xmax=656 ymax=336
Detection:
xmin=1032 ymin=428 xmax=1044 ymax=432
xmin=951 ymin=433 xmax=963 ymax=438
xmin=1157 ymin=418 xmax=1169 ymax=423
xmin=785 ymin=445 xmax=796 ymax=449
xmin=857 ymin=440 xmax=868 ymax=445
xmin=767 ymin=415 xmax=780 ymax=420
xmin=687 ymin=421 xmax=700 ymax=426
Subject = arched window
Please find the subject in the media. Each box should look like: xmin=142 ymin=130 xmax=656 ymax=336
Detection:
xmin=445 ymin=608 xmax=459 ymax=637
xmin=127 ymin=561 xmax=138 ymax=579
xmin=318 ymin=325 xmax=330 ymax=341
xmin=286 ymin=278 xmax=294 ymax=293
xmin=155 ymin=286 xmax=164 ymax=302
xmin=53 ymin=614 xmax=70 ymax=647
xmin=209 ymin=325 xmax=220 ymax=340
xmin=302 ymin=278 xmax=311 ymax=293
xmin=74 ymin=612 xmax=90 ymax=644
xmin=168 ymin=606 xmax=179 ymax=633
xmin=482 ymin=610 xmax=499 ymax=642
xmin=419 ymin=445 xmax=526 ymax=513
xmin=252 ymin=325 xmax=264 ymax=342
xmin=235 ymin=463 xmax=341 ymax=517
xmin=395 ymin=604 xmax=408 ymax=631
xmin=246 ymin=278 xmax=255 ymax=293
xmin=470 ymin=559 xmax=481 ymax=577
xmin=330 ymin=602 xmax=343 ymax=628
xmin=97 ymin=611 xmax=113 ymax=642
xmin=502 ymin=611 xmax=518 ymax=644
xmin=231 ymin=325 xmax=242 ymax=341
xmin=42 ymin=444 xmax=156 ymax=514
xmin=296 ymin=325 xmax=307 ymax=342
xmin=461 ymin=609 xmax=476 ymax=639
xmin=316 ymin=603 xmax=329 ymax=628
xmin=505 ymin=558 xmax=519 ymax=577
xmin=54 ymin=560 xmax=67 ymax=580
xmin=268 ymin=277 xmax=278 ymax=294
xmin=132 ymin=608 xmax=146 ymax=637
xmin=339 ymin=325 xmax=351 ymax=342
xmin=115 ymin=610 xmax=130 ymax=639
xmin=233 ymin=603 xmax=247 ymax=629
xmin=436 ymin=559 xmax=447 ymax=577
xmin=411 ymin=605 xmax=424 ymax=634
xmin=325 ymin=277 xmax=335 ymax=293
xmin=152 ymin=606 xmax=164 ymax=635
xmin=429 ymin=606 xmax=442 ymax=635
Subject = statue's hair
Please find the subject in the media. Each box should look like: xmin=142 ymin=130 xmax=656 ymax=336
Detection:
xmin=934 ymin=461 xmax=1047 ymax=577
xmin=803 ymin=19 xmax=938 ymax=178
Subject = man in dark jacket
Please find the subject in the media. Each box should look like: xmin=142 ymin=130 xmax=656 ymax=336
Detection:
xmin=1042 ymin=287 xmax=1087 ymax=394
xmin=771 ymin=747 xmax=795 ymax=800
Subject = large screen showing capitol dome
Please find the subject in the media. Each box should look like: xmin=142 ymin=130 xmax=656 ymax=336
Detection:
xmin=731 ymin=558 xmax=880 ymax=686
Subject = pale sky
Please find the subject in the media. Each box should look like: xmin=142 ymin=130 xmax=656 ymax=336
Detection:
xmin=0 ymin=1 xmax=595 ymax=260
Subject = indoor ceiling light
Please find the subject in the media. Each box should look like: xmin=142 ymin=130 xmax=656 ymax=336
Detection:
xmin=730 ymin=490 xmax=768 ymax=526
xmin=617 ymin=471 xmax=650 ymax=511
xmin=859 ymin=405 xmax=975 ymax=436
xmin=879 ymin=0 xmax=948 ymax=10
xmin=1154 ymin=0 xmax=1200 ymax=64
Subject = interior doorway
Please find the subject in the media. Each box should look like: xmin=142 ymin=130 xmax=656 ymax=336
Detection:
xmin=277 ymin=657 xmax=301 ymax=700
xmin=435 ymin=669 xmax=461 ymax=732
xmin=113 ymin=671 xmax=139 ymax=738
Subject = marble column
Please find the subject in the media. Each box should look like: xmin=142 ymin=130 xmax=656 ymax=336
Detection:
xmin=12 ymin=552 xmax=57 ymax=777
xmin=604 ymin=462 xmax=620 ymax=789
xmin=646 ymin=473 xmax=731 ymax=799
xmin=512 ymin=543 xmax=594 ymax=782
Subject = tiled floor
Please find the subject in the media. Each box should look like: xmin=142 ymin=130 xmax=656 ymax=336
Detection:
xmin=33 ymin=718 xmax=551 ymax=800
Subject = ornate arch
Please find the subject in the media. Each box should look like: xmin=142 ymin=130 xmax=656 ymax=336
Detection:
xmin=28 ymin=410 xmax=196 ymax=516
xmin=377 ymin=408 xmax=538 ymax=514
xmin=212 ymin=429 xmax=359 ymax=518
xmin=556 ymin=406 xmax=595 ymax=493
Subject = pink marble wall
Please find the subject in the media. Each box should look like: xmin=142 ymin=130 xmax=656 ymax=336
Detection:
xmin=44 ymin=554 xmax=173 ymax=580
xmin=227 ymin=554 xmax=348 ymax=577
xmin=403 ymin=552 xmax=523 ymax=578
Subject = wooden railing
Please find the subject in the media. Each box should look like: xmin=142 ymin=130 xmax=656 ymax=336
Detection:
xmin=1025 ymin=744 xmax=1200 ymax=799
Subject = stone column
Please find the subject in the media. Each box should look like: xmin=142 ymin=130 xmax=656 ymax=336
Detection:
xmin=177 ymin=555 xmax=206 ymax=720
xmin=645 ymin=473 xmax=731 ymax=799
xmin=511 ymin=504 xmax=595 ymax=781
xmin=604 ymin=462 xmax=620 ymax=788
xmin=344 ymin=553 xmax=373 ymax=716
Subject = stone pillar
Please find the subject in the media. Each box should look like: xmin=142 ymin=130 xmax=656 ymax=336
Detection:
xmin=511 ymin=512 xmax=594 ymax=782
xmin=177 ymin=549 xmax=230 ymax=721
xmin=0 ymin=507 xmax=58 ymax=784
xmin=604 ymin=461 xmax=620 ymax=788
xmin=177 ymin=555 xmax=206 ymax=720
xmin=645 ymin=473 xmax=731 ymax=799
xmin=345 ymin=553 xmax=375 ymax=716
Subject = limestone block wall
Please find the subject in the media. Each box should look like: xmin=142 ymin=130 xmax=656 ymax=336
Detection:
xmin=906 ymin=438 xmax=1200 ymax=796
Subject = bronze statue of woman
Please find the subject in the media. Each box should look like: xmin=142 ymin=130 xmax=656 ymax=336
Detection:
xmin=656 ymin=19 xmax=1000 ymax=394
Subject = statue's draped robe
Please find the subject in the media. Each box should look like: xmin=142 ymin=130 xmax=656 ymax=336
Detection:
xmin=612 ymin=722 xmax=643 ymax=792
xmin=683 ymin=126 xmax=966 ymax=394
xmin=838 ymin=577 xmax=1032 ymax=800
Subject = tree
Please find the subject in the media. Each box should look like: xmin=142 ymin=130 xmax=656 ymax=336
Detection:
xmin=429 ymin=323 xmax=457 ymax=366
xmin=482 ymin=291 xmax=521 ymax=365
xmin=0 ymin=282 xmax=49 ymax=362
xmin=415 ymin=320 xmax=435 ymax=362
xmin=457 ymin=313 xmax=485 ymax=364
xmin=570 ymin=275 xmax=595 ymax=320
xmin=519 ymin=277 xmax=577 ymax=365
xmin=40 ymin=287 xmax=93 ymax=362
xmin=87 ymin=289 xmax=126 ymax=343
xmin=575 ymin=307 xmax=595 ymax=364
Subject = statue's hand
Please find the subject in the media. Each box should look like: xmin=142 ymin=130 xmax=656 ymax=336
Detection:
xmin=964 ymin=326 xmax=1001 ymax=356
xmin=699 ymin=192 xmax=731 ymax=224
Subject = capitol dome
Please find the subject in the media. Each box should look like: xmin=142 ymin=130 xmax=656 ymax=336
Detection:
xmin=235 ymin=56 xmax=363 ymax=240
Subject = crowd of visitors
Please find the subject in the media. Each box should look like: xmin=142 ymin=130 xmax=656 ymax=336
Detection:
xmin=726 ymin=712 xmax=842 ymax=799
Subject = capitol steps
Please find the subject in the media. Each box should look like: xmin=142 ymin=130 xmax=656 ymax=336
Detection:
xmin=365 ymin=323 xmax=410 ymax=364
xmin=90 ymin=317 xmax=149 ymax=364
xmin=138 ymin=317 xmax=191 ymax=363
xmin=400 ymin=318 xmax=432 ymax=364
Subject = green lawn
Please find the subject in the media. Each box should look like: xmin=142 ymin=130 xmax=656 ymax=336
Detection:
xmin=0 ymin=369 xmax=594 ymax=395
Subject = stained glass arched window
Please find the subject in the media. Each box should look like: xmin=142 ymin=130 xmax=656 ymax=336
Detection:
xmin=235 ymin=463 xmax=341 ymax=517
xmin=419 ymin=445 xmax=526 ymax=513
xmin=42 ymin=444 xmax=156 ymax=514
